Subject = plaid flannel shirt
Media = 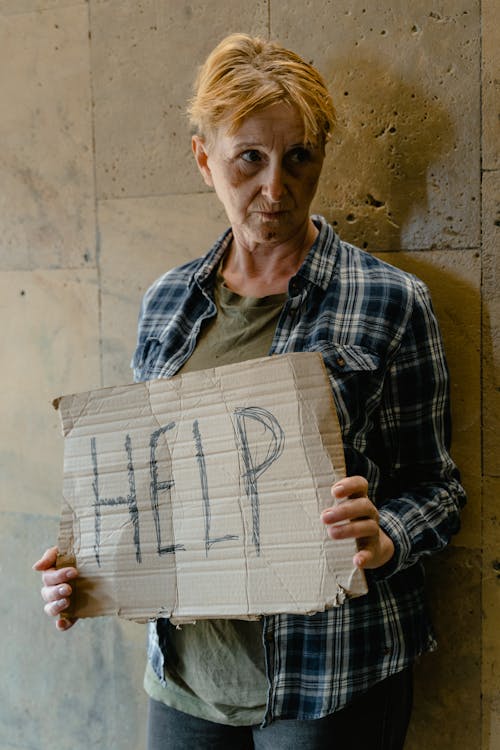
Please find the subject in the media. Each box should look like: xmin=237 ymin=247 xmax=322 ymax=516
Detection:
xmin=132 ymin=215 xmax=465 ymax=725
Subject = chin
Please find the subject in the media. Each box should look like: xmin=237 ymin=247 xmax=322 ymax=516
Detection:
xmin=249 ymin=217 xmax=297 ymax=242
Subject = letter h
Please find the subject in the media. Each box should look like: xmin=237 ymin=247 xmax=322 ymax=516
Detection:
xmin=91 ymin=435 xmax=141 ymax=567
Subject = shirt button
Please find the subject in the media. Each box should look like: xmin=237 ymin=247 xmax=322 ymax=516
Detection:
xmin=336 ymin=357 xmax=346 ymax=368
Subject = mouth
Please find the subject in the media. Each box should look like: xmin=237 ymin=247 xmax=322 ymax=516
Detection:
xmin=256 ymin=209 xmax=288 ymax=221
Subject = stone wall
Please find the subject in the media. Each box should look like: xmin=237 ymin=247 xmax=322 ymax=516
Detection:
xmin=0 ymin=1 xmax=497 ymax=748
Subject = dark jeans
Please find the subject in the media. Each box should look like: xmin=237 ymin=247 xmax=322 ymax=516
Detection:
xmin=146 ymin=667 xmax=413 ymax=749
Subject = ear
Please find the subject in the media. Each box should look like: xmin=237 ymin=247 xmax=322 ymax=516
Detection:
xmin=192 ymin=135 xmax=214 ymax=188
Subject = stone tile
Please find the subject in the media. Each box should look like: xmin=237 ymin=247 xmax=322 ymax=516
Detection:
xmin=482 ymin=475 xmax=500 ymax=749
xmin=90 ymin=0 xmax=269 ymax=200
xmin=482 ymin=0 xmax=500 ymax=169
xmin=482 ymin=171 xmax=500 ymax=479
xmin=0 ymin=1 xmax=84 ymax=15
xmin=0 ymin=269 xmax=100 ymax=517
xmin=0 ymin=511 xmax=148 ymax=749
xmin=0 ymin=5 xmax=95 ymax=270
xmin=99 ymin=193 xmax=228 ymax=385
xmin=274 ymin=0 xmax=481 ymax=251
xmin=406 ymin=546 xmax=481 ymax=750
xmin=375 ymin=249 xmax=481 ymax=549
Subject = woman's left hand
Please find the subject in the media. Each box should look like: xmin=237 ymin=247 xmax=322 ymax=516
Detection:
xmin=321 ymin=476 xmax=395 ymax=570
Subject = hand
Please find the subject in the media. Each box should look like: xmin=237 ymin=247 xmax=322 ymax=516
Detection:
xmin=321 ymin=476 xmax=395 ymax=570
xmin=32 ymin=546 xmax=79 ymax=631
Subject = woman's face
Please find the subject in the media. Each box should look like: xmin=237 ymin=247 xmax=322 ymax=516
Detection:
xmin=192 ymin=102 xmax=325 ymax=249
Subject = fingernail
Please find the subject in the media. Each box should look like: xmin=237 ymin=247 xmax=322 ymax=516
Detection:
xmin=66 ymin=570 xmax=77 ymax=580
xmin=332 ymin=484 xmax=345 ymax=498
xmin=57 ymin=598 xmax=68 ymax=609
xmin=58 ymin=585 xmax=70 ymax=596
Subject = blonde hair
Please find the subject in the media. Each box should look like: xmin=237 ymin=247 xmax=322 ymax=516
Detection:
xmin=188 ymin=33 xmax=335 ymax=144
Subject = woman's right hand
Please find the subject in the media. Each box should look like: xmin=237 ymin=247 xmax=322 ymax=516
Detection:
xmin=33 ymin=546 xmax=79 ymax=631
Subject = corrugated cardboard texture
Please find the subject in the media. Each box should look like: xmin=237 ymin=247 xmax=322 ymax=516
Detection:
xmin=55 ymin=352 xmax=366 ymax=622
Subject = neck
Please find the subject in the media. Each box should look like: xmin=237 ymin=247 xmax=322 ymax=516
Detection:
xmin=222 ymin=219 xmax=318 ymax=297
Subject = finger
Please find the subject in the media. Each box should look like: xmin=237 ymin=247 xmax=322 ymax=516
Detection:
xmin=41 ymin=567 xmax=78 ymax=587
xmin=331 ymin=475 xmax=369 ymax=500
xmin=322 ymin=498 xmax=378 ymax=525
xmin=353 ymin=548 xmax=373 ymax=569
xmin=41 ymin=583 xmax=72 ymax=604
xmin=56 ymin=616 xmax=78 ymax=631
xmin=44 ymin=597 xmax=70 ymax=618
xmin=354 ymin=531 xmax=395 ymax=570
xmin=32 ymin=546 xmax=58 ymax=571
xmin=326 ymin=518 xmax=379 ymax=541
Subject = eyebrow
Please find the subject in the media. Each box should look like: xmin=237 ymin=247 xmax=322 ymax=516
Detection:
xmin=231 ymin=140 xmax=312 ymax=151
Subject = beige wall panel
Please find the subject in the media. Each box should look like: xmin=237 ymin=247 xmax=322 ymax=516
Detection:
xmin=482 ymin=171 xmax=500 ymax=478
xmin=482 ymin=475 xmax=500 ymax=750
xmin=375 ymin=249 xmax=481 ymax=549
xmin=91 ymin=0 xmax=269 ymax=200
xmin=99 ymin=193 xmax=228 ymax=385
xmin=0 ymin=269 xmax=100 ymax=517
xmin=406 ymin=547 xmax=481 ymax=750
xmin=482 ymin=0 xmax=500 ymax=169
xmin=1 ymin=512 xmax=147 ymax=749
xmin=0 ymin=3 xmax=491 ymax=747
xmin=0 ymin=5 xmax=95 ymax=270
xmin=0 ymin=1 xmax=85 ymax=15
xmin=274 ymin=0 xmax=481 ymax=252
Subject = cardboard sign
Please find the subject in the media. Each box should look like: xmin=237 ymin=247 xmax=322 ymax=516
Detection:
xmin=55 ymin=352 xmax=366 ymax=623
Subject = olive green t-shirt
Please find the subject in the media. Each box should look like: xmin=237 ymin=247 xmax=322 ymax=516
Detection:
xmin=144 ymin=271 xmax=287 ymax=726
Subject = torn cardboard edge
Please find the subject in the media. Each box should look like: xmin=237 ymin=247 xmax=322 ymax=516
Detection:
xmin=55 ymin=352 xmax=367 ymax=623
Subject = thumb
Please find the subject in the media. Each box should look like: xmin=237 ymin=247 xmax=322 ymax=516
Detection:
xmin=32 ymin=546 xmax=58 ymax=571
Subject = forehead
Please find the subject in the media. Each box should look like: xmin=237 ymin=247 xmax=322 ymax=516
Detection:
xmin=220 ymin=102 xmax=306 ymax=147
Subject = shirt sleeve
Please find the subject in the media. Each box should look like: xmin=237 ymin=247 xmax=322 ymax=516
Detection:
xmin=373 ymin=278 xmax=466 ymax=579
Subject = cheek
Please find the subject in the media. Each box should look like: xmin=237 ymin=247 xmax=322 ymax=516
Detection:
xmin=215 ymin=180 xmax=254 ymax=219
xmin=225 ymin=176 xmax=259 ymax=210
xmin=227 ymin=170 xmax=256 ymax=201
xmin=214 ymin=164 xmax=249 ymax=196
xmin=288 ymin=163 xmax=323 ymax=197
xmin=300 ymin=171 xmax=322 ymax=198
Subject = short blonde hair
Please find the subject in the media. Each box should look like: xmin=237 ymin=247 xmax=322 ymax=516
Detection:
xmin=188 ymin=33 xmax=335 ymax=144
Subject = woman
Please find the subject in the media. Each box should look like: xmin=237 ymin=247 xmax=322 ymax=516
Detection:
xmin=35 ymin=34 xmax=466 ymax=749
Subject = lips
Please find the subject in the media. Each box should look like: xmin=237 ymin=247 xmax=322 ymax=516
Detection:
xmin=255 ymin=209 xmax=289 ymax=220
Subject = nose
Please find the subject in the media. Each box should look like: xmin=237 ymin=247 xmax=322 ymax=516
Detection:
xmin=261 ymin=160 xmax=286 ymax=204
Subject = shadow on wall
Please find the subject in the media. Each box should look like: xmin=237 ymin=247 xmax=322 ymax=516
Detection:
xmin=314 ymin=58 xmax=483 ymax=750
xmin=375 ymin=251 xmax=483 ymax=750
xmin=314 ymin=56 xmax=456 ymax=251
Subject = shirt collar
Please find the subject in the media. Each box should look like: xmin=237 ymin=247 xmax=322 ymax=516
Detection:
xmin=295 ymin=215 xmax=340 ymax=292
xmin=193 ymin=227 xmax=233 ymax=288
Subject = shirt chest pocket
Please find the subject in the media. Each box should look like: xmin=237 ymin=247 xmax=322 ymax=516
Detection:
xmin=311 ymin=343 xmax=382 ymax=430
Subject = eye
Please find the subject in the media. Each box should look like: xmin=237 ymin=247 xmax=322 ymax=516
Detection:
xmin=287 ymin=147 xmax=313 ymax=164
xmin=240 ymin=149 xmax=262 ymax=163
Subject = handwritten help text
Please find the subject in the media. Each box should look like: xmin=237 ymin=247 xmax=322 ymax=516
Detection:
xmin=90 ymin=406 xmax=285 ymax=567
